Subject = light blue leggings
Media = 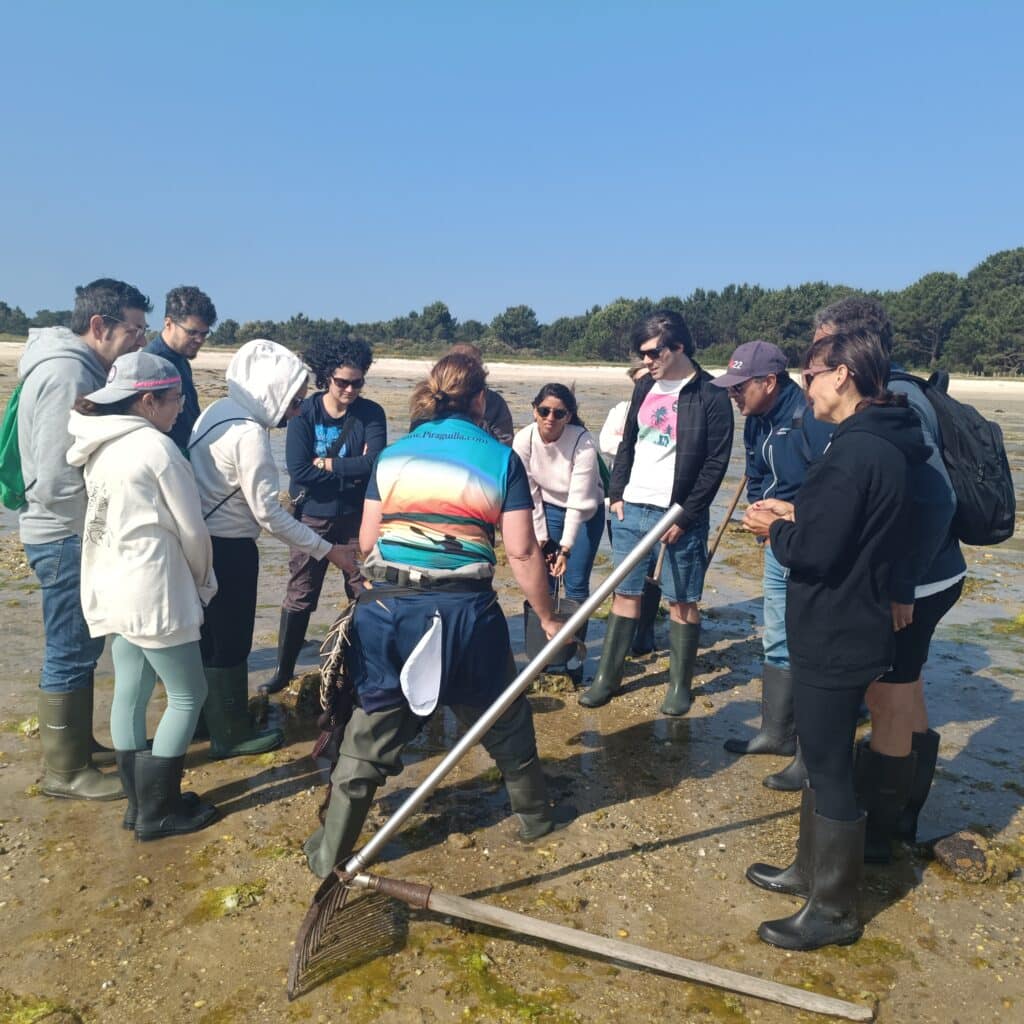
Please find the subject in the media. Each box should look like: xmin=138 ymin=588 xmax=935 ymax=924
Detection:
xmin=110 ymin=637 xmax=208 ymax=757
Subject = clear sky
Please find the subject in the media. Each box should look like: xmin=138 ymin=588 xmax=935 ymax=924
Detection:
xmin=3 ymin=1 xmax=1022 ymax=326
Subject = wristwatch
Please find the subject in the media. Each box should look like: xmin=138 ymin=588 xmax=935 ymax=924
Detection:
xmin=559 ymin=547 xmax=570 ymax=559
xmin=315 ymin=457 xmax=326 ymax=471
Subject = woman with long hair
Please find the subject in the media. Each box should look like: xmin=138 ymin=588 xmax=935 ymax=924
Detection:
xmin=67 ymin=351 xmax=219 ymax=840
xmin=741 ymin=328 xmax=929 ymax=950
xmin=261 ymin=338 xmax=386 ymax=695
xmin=304 ymin=353 xmax=566 ymax=876
xmin=513 ymin=383 xmax=605 ymax=603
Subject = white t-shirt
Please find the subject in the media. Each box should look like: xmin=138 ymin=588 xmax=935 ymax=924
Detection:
xmin=622 ymin=376 xmax=693 ymax=507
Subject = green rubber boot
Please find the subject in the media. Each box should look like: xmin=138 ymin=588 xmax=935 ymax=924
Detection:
xmin=38 ymin=689 xmax=125 ymax=801
xmin=661 ymin=621 xmax=699 ymax=716
xmin=504 ymin=757 xmax=554 ymax=841
xmin=203 ymin=663 xmax=284 ymax=760
xmin=578 ymin=614 xmax=636 ymax=708
xmin=304 ymin=776 xmax=378 ymax=878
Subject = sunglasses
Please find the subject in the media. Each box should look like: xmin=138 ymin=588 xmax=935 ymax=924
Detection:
xmin=802 ymin=365 xmax=853 ymax=389
xmin=536 ymin=406 xmax=569 ymax=420
xmin=639 ymin=343 xmax=670 ymax=361
xmin=331 ymin=376 xmax=365 ymax=390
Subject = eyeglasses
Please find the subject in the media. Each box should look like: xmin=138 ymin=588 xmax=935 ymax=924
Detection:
xmin=803 ymin=365 xmax=853 ymax=389
xmin=536 ymin=406 xmax=569 ymax=420
xmin=173 ymin=321 xmax=211 ymax=341
xmin=639 ymin=344 xmax=670 ymax=362
xmin=331 ymin=376 xmax=365 ymax=391
xmin=103 ymin=315 xmax=149 ymax=339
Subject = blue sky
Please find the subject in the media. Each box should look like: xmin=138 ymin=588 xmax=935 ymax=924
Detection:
xmin=3 ymin=1 xmax=1022 ymax=326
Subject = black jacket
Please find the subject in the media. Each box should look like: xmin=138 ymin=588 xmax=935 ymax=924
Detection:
xmin=285 ymin=394 xmax=387 ymax=519
xmin=144 ymin=335 xmax=199 ymax=452
xmin=769 ymin=404 xmax=930 ymax=688
xmin=609 ymin=362 xmax=735 ymax=530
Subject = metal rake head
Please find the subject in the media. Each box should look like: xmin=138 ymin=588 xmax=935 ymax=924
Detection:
xmin=287 ymin=871 xmax=409 ymax=1000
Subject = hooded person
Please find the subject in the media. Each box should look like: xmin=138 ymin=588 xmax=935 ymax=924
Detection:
xmin=742 ymin=327 xmax=931 ymax=952
xmin=188 ymin=339 xmax=357 ymax=759
xmin=66 ymin=351 xmax=220 ymax=839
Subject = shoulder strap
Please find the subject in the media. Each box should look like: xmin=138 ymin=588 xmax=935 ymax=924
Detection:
xmin=325 ymin=408 xmax=359 ymax=460
xmin=187 ymin=416 xmax=257 ymax=451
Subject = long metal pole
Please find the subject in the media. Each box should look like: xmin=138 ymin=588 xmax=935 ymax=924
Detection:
xmin=345 ymin=501 xmax=684 ymax=874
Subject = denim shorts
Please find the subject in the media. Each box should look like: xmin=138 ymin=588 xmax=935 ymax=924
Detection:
xmin=611 ymin=502 xmax=709 ymax=604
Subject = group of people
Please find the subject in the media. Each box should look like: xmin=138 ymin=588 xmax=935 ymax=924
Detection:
xmin=16 ymin=280 xmax=965 ymax=953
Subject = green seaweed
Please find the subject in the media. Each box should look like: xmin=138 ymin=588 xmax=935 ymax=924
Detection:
xmin=185 ymin=880 xmax=267 ymax=924
xmin=0 ymin=988 xmax=83 ymax=1023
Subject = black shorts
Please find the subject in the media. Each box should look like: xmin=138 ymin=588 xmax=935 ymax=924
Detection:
xmin=880 ymin=579 xmax=964 ymax=684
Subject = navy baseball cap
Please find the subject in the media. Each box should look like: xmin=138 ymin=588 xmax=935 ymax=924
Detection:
xmin=712 ymin=340 xmax=788 ymax=389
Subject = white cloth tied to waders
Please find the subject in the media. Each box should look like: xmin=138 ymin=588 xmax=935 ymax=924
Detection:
xmin=400 ymin=611 xmax=443 ymax=716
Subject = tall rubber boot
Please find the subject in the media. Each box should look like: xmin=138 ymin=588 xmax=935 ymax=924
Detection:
xmin=632 ymin=579 xmax=660 ymax=655
xmin=894 ymin=729 xmax=940 ymax=842
xmin=854 ymin=740 xmax=916 ymax=864
xmin=746 ymin=784 xmax=815 ymax=897
xmin=724 ymin=664 xmax=797 ymax=756
xmin=133 ymin=752 xmax=218 ymax=841
xmin=661 ymin=621 xmax=699 ymax=716
xmin=579 ymin=614 xmax=636 ymax=708
xmin=757 ymin=811 xmax=865 ymax=951
xmin=203 ymin=663 xmax=284 ymax=760
xmin=117 ymin=748 xmax=200 ymax=830
xmin=763 ymin=741 xmax=807 ymax=791
xmin=85 ymin=674 xmax=116 ymax=766
xmin=303 ymin=776 xmax=378 ymax=878
xmin=504 ymin=757 xmax=554 ymax=841
xmin=38 ymin=690 xmax=125 ymax=801
xmin=259 ymin=608 xmax=312 ymax=696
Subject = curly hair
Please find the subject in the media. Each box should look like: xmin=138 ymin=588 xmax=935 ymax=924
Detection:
xmin=165 ymin=285 xmax=217 ymax=327
xmin=304 ymin=338 xmax=374 ymax=390
xmin=409 ymin=353 xmax=487 ymax=424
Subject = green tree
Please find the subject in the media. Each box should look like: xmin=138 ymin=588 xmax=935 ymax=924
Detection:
xmin=965 ymin=247 xmax=1024 ymax=302
xmin=29 ymin=308 xmax=72 ymax=328
xmin=207 ymin=318 xmax=238 ymax=346
xmin=0 ymin=301 xmax=29 ymax=335
xmin=889 ymin=272 xmax=967 ymax=368
xmin=572 ymin=297 xmax=653 ymax=361
xmin=490 ymin=305 xmax=541 ymax=349
xmin=415 ymin=301 xmax=456 ymax=343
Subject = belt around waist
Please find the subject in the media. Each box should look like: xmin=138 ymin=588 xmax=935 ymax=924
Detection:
xmin=367 ymin=564 xmax=494 ymax=593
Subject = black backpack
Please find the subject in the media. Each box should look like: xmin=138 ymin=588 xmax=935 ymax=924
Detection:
xmin=891 ymin=371 xmax=1016 ymax=546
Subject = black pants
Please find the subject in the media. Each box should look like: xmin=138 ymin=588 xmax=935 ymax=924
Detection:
xmin=200 ymin=537 xmax=259 ymax=668
xmin=282 ymin=511 xmax=361 ymax=612
xmin=793 ymin=673 xmax=870 ymax=820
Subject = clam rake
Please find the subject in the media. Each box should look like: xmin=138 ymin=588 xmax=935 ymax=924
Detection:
xmin=288 ymin=504 xmax=873 ymax=1022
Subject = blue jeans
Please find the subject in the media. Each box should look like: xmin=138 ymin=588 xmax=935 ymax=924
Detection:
xmin=543 ymin=502 xmax=604 ymax=601
xmin=611 ymin=502 xmax=709 ymax=604
xmin=762 ymin=544 xmax=790 ymax=667
xmin=24 ymin=536 xmax=105 ymax=693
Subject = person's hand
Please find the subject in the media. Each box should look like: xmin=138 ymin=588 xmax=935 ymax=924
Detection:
xmin=891 ymin=601 xmax=914 ymax=631
xmin=661 ymin=523 xmax=683 ymax=545
xmin=551 ymin=551 xmax=568 ymax=578
xmin=326 ymin=543 xmax=359 ymax=574
xmin=749 ymin=498 xmax=795 ymax=519
xmin=610 ymin=500 xmax=624 ymax=522
xmin=540 ymin=613 xmax=565 ymax=640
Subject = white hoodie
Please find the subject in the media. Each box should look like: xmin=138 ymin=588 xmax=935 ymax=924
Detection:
xmin=187 ymin=340 xmax=331 ymax=559
xmin=66 ymin=411 xmax=217 ymax=649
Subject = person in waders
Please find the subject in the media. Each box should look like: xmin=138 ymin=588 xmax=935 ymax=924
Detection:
xmin=67 ymin=352 xmax=219 ymax=839
xmin=304 ymin=353 xmax=564 ymax=877
xmin=743 ymin=327 xmax=928 ymax=950
xmin=188 ymin=340 xmax=357 ymax=759
xmin=711 ymin=341 xmax=831 ymax=791
xmin=813 ymin=296 xmax=965 ymax=863
xmin=260 ymin=338 xmax=386 ymax=696
xmin=579 ymin=310 xmax=733 ymax=716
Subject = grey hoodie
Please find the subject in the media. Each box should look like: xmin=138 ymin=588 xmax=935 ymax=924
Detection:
xmin=17 ymin=327 xmax=109 ymax=544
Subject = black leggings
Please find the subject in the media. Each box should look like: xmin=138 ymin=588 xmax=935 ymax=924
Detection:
xmin=793 ymin=675 xmax=870 ymax=821
xmin=200 ymin=537 xmax=259 ymax=668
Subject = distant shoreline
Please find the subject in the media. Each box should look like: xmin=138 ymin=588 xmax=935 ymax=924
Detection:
xmin=2 ymin=341 xmax=1021 ymax=399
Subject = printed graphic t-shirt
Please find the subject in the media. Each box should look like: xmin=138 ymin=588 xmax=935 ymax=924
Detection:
xmin=622 ymin=375 xmax=692 ymax=507
xmin=367 ymin=414 xmax=533 ymax=571
xmin=313 ymin=400 xmax=352 ymax=458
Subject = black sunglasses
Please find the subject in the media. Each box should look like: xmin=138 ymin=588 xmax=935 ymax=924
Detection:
xmin=331 ymin=376 xmax=365 ymax=390
xmin=639 ymin=343 xmax=670 ymax=361
xmin=536 ymin=406 xmax=568 ymax=420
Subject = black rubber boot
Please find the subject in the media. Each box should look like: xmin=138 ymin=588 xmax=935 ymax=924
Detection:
xmin=854 ymin=740 xmax=917 ymax=864
xmin=757 ymin=811 xmax=865 ymax=951
xmin=38 ymin=690 xmax=125 ymax=801
xmin=259 ymin=608 xmax=312 ymax=696
xmin=894 ymin=729 xmax=940 ymax=842
xmin=304 ymin=776 xmax=377 ymax=878
xmin=632 ymin=579 xmax=660 ymax=655
xmin=85 ymin=675 xmax=116 ymax=766
xmin=118 ymin=748 xmax=201 ymax=830
xmin=747 ymin=784 xmax=815 ymax=897
xmin=504 ymin=757 xmax=555 ymax=841
xmin=661 ymin=621 xmax=699 ymax=716
xmin=204 ymin=663 xmax=285 ymax=759
xmin=725 ymin=664 xmax=797 ymax=756
xmin=579 ymin=614 xmax=636 ymax=708
xmin=134 ymin=752 xmax=218 ymax=841
xmin=763 ymin=741 xmax=807 ymax=791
